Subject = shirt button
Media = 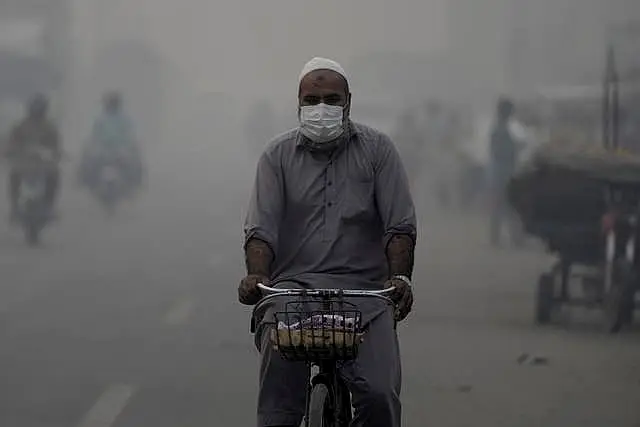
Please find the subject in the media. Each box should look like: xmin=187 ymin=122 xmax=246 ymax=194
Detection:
xmin=327 ymin=181 xmax=333 ymax=186
xmin=328 ymin=202 xmax=333 ymax=207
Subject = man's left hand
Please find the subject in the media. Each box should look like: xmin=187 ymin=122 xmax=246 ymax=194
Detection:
xmin=384 ymin=277 xmax=413 ymax=321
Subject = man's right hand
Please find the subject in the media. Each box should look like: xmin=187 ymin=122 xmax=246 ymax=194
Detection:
xmin=238 ymin=274 xmax=268 ymax=305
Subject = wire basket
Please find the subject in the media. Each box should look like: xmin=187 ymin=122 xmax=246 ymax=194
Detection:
xmin=270 ymin=299 xmax=363 ymax=362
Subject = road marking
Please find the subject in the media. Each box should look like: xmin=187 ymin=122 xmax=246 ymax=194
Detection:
xmin=77 ymin=384 xmax=136 ymax=427
xmin=165 ymin=297 xmax=195 ymax=325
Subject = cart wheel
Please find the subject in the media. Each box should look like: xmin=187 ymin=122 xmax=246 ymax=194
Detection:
xmin=535 ymin=273 xmax=554 ymax=324
xmin=603 ymin=261 xmax=635 ymax=333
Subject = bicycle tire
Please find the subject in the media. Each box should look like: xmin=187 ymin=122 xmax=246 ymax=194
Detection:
xmin=308 ymin=383 xmax=331 ymax=427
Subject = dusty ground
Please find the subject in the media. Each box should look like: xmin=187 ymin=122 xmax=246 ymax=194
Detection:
xmin=0 ymin=157 xmax=638 ymax=427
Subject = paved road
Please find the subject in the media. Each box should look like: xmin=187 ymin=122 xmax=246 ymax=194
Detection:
xmin=0 ymin=159 xmax=639 ymax=427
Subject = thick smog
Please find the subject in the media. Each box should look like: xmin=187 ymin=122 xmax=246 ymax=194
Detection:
xmin=0 ymin=1 xmax=639 ymax=426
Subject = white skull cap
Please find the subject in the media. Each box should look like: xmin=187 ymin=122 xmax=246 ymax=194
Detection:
xmin=298 ymin=57 xmax=348 ymax=85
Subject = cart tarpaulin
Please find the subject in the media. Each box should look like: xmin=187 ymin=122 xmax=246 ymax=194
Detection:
xmin=0 ymin=51 xmax=60 ymax=98
xmin=508 ymin=140 xmax=640 ymax=240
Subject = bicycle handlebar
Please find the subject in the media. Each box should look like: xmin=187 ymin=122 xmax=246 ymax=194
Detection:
xmin=250 ymin=283 xmax=397 ymax=333
xmin=256 ymin=283 xmax=395 ymax=296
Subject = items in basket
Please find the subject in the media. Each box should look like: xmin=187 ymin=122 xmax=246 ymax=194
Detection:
xmin=271 ymin=328 xmax=364 ymax=349
xmin=276 ymin=314 xmax=359 ymax=331
xmin=272 ymin=314 xmax=363 ymax=349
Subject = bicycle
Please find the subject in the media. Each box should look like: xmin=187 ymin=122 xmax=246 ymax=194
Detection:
xmin=251 ymin=280 xmax=395 ymax=427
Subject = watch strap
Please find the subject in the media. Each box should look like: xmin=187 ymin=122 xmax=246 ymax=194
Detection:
xmin=392 ymin=274 xmax=412 ymax=286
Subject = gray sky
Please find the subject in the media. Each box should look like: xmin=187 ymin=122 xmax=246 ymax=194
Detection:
xmin=64 ymin=0 xmax=640 ymax=140
xmin=74 ymin=0 xmax=449 ymax=103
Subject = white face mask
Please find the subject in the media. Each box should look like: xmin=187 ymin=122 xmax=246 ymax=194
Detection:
xmin=299 ymin=103 xmax=345 ymax=143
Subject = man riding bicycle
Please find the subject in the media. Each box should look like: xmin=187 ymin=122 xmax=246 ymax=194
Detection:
xmin=239 ymin=57 xmax=417 ymax=427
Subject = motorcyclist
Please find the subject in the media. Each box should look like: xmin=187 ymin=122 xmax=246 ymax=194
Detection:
xmin=82 ymin=91 xmax=142 ymax=192
xmin=5 ymin=94 xmax=61 ymax=220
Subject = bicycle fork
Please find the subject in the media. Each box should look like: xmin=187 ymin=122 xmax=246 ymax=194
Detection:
xmin=303 ymin=362 xmax=351 ymax=427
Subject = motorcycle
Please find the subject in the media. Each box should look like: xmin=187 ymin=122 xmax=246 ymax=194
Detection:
xmin=13 ymin=146 xmax=57 ymax=245
xmin=89 ymin=147 xmax=131 ymax=215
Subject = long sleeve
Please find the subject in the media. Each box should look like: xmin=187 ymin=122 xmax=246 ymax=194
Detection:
xmin=373 ymin=134 xmax=417 ymax=246
xmin=243 ymin=150 xmax=285 ymax=253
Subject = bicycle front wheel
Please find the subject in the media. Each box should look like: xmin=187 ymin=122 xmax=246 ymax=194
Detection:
xmin=308 ymin=383 xmax=331 ymax=427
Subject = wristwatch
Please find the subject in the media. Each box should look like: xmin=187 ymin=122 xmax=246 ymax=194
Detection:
xmin=392 ymin=275 xmax=412 ymax=286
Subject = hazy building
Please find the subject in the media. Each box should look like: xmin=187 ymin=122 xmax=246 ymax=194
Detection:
xmin=0 ymin=0 xmax=71 ymax=104
xmin=445 ymin=0 xmax=640 ymax=96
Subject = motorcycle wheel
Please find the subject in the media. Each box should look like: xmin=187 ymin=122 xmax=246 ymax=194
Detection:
xmin=21 ymin=201 xmax=43 ymax=246
xmin=25 ymin=223 xmax=40 ymax=246
xmin=101 ymin=192 xmax=118 ymax=217
xmin=96 ymin=181 xmax=119 ymax=217
xmin=104 ymin=201 xmax=116 ymax=217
